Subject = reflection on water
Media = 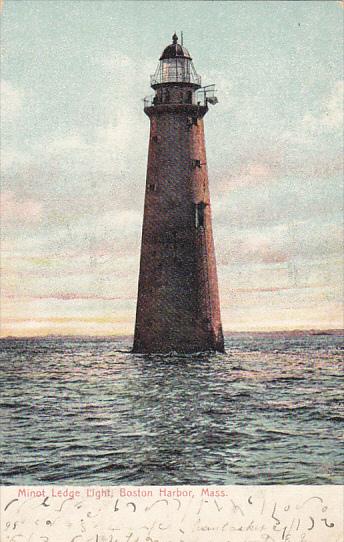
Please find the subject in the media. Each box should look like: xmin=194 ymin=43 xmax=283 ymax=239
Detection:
xmin=0 ymin=333 xmax=343 ymax=485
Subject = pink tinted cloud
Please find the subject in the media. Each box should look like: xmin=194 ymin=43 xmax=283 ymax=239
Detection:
xmin=2 ymin=293 xmax=135 ymax=302
xmin=218 ymin=234 xmax=290 ymax=266
xmin=214 ymin=151 xmax=342 ymax=195
xmin=233 ymin=286 xmax=311 ymax=293
xmin=1 ymin=191 xmax=42 ymax=223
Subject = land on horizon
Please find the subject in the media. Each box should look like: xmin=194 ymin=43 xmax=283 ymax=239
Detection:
xmin=1 ymin=329 xmax=343 ymax=341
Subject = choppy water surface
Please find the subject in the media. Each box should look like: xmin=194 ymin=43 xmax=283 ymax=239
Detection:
xmin=0 ymin=333 xmax=343 ymax=485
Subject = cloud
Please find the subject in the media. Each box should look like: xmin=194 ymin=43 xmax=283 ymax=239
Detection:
xmin=1 ymin=191 xmax=42 ymax=224
xmin=322 ymin=80 xmax=344 ymax=129
xmin=212 ymin=154 xmax=343 ymax=237
xmin=0 ymin=148 xmax=31 ymax=171
xmin=216 ymin=220 xmax=342 ymax=267
xmin=4 ymin=293 xmax=135 ymax=301
xmin=281 ymin=80 xmax=343 ymax=144
xmin=212 ymin=146 xmax=342 ymax=196
xmin=0 ymin=80 xmax=24 ymax=120
xmin=215 ymin=158 xmax=278 ymax=192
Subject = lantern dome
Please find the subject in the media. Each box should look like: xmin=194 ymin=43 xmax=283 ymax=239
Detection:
xmin=160 ymin=33 xmax=192 ymax=60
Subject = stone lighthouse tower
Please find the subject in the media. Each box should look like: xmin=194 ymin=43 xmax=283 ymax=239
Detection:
xmin=133 ymin=34 xmax=224 ymax=353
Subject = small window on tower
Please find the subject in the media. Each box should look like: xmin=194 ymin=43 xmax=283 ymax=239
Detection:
xmin=195 ymin=202 xmax=206 ymax=228
xmin=187 ymin=116 xmax=198 ymax=127
xmin=186 ymin=91 xmax=192 ymax=104
xmin=148 ymin=183 xmax=157 ymax=192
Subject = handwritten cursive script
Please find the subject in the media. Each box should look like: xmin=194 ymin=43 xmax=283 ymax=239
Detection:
xmin=1 ymin=485 xmax=342 ymax=542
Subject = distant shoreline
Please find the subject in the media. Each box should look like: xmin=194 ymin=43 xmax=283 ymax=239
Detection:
xmin=1 ymin=329 xmax=343 ymax=340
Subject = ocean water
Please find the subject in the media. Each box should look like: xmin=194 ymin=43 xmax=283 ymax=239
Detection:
xmin=0 ymin=333 xmax=343 ymax=485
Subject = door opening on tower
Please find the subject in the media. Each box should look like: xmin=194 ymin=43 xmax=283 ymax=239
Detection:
xmin=195 ymin=202 xmax=206 ymax=229
xmin=133 ymin=33 xmax=224 ymax=354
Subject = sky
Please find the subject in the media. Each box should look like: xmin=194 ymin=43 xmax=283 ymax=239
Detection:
xmin=1 ymin=0 xmax=343 ymax=337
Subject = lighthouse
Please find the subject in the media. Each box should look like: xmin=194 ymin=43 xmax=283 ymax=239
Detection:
xmin=133 ymin=34 xmax=224 ymax=354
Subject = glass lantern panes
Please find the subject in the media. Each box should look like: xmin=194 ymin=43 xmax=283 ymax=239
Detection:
xmin=151 ymin=58 xmax=201 ymax=87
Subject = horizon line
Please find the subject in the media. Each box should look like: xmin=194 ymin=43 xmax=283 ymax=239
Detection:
xmin=1 ymin=328 xmax=343 ymax=340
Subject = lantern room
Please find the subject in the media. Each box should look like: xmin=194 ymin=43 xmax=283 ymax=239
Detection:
xmin=150 ymin=33 xmax=201 ymax=88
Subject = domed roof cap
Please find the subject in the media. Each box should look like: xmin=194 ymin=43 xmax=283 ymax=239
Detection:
xmin=159 ymin=33 xmax=192 ymax=60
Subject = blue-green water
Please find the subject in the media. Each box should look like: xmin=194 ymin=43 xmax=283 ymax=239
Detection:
xmin=0 ymin=333 xmax=343 ymax=485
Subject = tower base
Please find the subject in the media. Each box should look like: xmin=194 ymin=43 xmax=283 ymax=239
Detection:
xmin=132 ymin=329 xmax=225 ymax=355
